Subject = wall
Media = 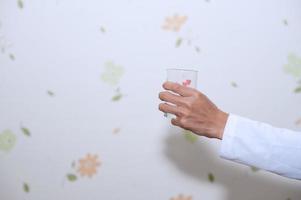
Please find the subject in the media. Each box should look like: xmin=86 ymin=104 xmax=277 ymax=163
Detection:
xmin=0 ymin=0 xmax=301 ymax=199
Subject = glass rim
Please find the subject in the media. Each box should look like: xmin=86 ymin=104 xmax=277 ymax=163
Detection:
xmin=166 ymin=68 xmax=198 ymax=72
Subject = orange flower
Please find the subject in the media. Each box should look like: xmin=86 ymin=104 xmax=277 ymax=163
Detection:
xmin=162 ymin=14 xmax=188 ymax=32
xmin=170 ymin=194 xmax=193 ymax=200
xmin=78 ymin=154 xmax=101 ymax=177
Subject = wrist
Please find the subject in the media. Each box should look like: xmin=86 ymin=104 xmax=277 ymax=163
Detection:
xmin=215 ymin=111 xmax=229 ymax=140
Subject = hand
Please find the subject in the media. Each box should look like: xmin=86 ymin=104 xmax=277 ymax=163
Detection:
xmin=158 ymin=81 xmax=229 ymax=140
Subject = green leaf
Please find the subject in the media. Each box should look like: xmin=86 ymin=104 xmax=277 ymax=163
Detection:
xmin=294 ymin=86 xmax=301 ymax=93
xmin=283 ymin=19 xmax=288 ymax=26
xmin=47 ymin=90 xmax=55 ymax=96
xmin=100 ymin=26 xmax=106 ymax=33
xmin=18 ymin=0 xmax=24 ymax=9
xmin=9 ymin=54 xmax=15 ymax=61
xmin=21 ymin=127 xmax=31 ymax=137
xmin=112 ymin=93 xmax=123 ymax=101
xmin=183 ymin=130 xmax=198 ymax=143
xmin=66 ymin=174 xmax=77 ymax=182
xmin=71 ymin=161 xmax=76 ymax=168
xmin=175 ymin=37 xmax=182 ymax=47
xmin=231 ymin=81 xmax=238 ymax=88
xmin=23 ymin=182 xmax=30 ymax=193
xmin=250 ymin=166 xmax=259 ymax=172
xmin=208 ymin=173 xmax=215 ymax=183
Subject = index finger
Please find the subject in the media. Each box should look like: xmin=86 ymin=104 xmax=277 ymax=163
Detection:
xmin=162 ymin=81 xmax=195 ymax=97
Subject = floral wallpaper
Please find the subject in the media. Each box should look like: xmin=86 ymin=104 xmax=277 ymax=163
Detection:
xmin=0 ymin=0 xmax=301 ymax=200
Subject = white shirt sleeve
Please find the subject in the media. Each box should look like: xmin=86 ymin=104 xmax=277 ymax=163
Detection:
xmin=220 ymin=114 xmax=301 ymax=180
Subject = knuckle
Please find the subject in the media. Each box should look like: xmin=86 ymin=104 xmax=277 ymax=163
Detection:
xmin=196 ymin=92 xmax=207 ymax=101
xmin=178 ymin=108 xmax=189 ymax=117
xmin=179 ymin=117 xmax=188 ymax=125
xmin=183 ymin=109 xmax=191 ymax=117
xmin=194 ymin=92 xmax=202 ymax=99
xmin=173 ymin=83 xmax=181 ymax=91
xmin=184 ymin=100 xmax=193 ymax=109
xmin=176 ymin=111 xmax=184 ymax=118
xmin=175 ymin=97 xmax=185 ymax=105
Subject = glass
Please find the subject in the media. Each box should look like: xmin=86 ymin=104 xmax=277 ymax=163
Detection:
xmin=164 ymin=68 xmax=198 ymax=117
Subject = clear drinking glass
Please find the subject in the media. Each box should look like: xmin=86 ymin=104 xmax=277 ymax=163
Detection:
xmin=164 ymin=68 xmax=198 ymax=117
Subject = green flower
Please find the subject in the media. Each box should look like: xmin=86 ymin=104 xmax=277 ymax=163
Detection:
xmin=0 ymin=130 xmax=17 ymax=152
xmin=284 ymin=53 xmax=301 ymax=78
xmin=101 ymin=61 xmax=124 ymax=86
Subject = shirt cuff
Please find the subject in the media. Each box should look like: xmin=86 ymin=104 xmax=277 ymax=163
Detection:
xmin=219 ymin=113 xmax=239 ymax=159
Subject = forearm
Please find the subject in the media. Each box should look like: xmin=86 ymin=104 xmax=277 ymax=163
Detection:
xmin=220 ymin=114 xmax=301 ymax=180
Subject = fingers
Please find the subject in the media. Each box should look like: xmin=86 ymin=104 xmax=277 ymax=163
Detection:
xmin=162 ymin=81 xmax=195 ymax=97
xmin=158 ymin=91 xmax=184 ymax=105
xmin=158 ymin=103 xmax=179 ymax=116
